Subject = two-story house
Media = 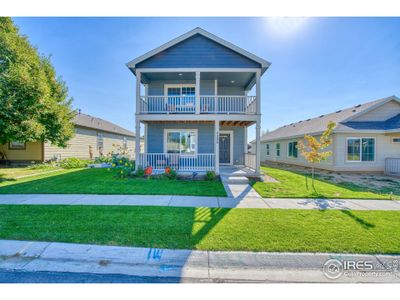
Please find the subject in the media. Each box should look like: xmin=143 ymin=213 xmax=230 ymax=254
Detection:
xmin=126 ymin=27 xmax=270 ymax=176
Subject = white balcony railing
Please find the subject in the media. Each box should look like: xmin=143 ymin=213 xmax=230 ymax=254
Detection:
xmin=244 ymin=153 xmax=256 ymax=170
xmin=137 ymin=153 xmax=215 ymax=171
xmin=139 ymin=95 xmax=257 ymax=114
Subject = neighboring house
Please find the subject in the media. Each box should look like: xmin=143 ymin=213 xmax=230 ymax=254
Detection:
xmin=254 ymin=96 xmax=400 ymax=173
xmin=0 ymin=112 xmax=139 ymax=164
xmin=127 ymin=27 xmax=270 ymax=175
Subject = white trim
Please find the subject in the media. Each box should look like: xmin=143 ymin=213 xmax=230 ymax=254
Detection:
xmin=126 ymin=27 xmax=271 ymax=70
xmin=266 ymin=143 xmax=270 ymax=156
xmin=163 ymin=129 xmax=198 ymax=156
xmin=137 ymin=68 xmax=261 ymax=74
xmin=345 ymin=137 xmax=377 ymax=163
xmin=276 ymin=142 xmax=281 ymax=157
xmin=163 ymin=83 xmax=196 ymax=96
xmin=391 ymin=137 xmax=400 ymax=144
xmin=219 ymin=130 xmax=234 ymax=165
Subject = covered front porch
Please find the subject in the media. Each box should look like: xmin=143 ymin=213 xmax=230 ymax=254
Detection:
xmin=135 ymin=120 xmax=261 ymax=175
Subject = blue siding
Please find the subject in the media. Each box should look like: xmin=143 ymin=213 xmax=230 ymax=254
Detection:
xmin=148 ymin=80 xmax=215 ymax=96
xmin=146 ymin=122 xmax=245 ymax=165
xmin=137 ymin=34 xmax=261 ymax=69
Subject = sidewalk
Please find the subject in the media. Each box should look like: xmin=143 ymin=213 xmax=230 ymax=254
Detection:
xmin=1 ymin=239 xmax=399 ymax=283
xmin=0 ymin=194 xmax=400 ymax=210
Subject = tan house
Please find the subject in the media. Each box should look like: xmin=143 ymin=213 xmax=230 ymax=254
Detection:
xmin=252 ymin=96 xmax=400 ymax=174
xmin=0 ymin=113 xmax=139 ymax=164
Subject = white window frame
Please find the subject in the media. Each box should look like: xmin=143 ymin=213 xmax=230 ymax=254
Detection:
xmin=276 ymin=143 xmax=281 ymax=157
xmin=163 ymin=84 xmax=196 ymax=97
xmin=123 ymin=137 xmax=128 ymax=149
xmin=164 ymin=129 xmax=198 ymax=156
xmin=219 ymin=130 xmax=234 ymax=165
xmin=287 ymin=141 xmax=298 ymax=159
xmin=8 ymin=141 xmax=26 ymax=150
xmin=391 ymin=137 xmax=400 ymax=144
xmin=266 ymin=143 xmax=270 ymax=156
xmin=345 ymin=137 xmax=376 ymax=163
xmin=97 ymin=132 xmax=104 ymax=150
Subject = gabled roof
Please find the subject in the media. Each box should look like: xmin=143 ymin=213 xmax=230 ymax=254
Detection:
xmin=74 ymin=113 xmax=135 ymax=137
xmin=260 ymin=95 xmax=400 ymax=142
xmin=126 ymin=27 xmax=271 ymax=73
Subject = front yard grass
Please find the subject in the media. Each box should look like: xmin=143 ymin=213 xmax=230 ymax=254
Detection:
xmin=0 ymin=166 xmax=61 ymax=180
xmin=0 ymin=168 xmax=227 ymax=197
xmin=252 ymin=166 xmax=399 ymax=200
xmin=1 ymin=205 xmax=399 ymax=254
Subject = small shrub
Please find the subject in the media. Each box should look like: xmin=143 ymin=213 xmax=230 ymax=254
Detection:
xmin=164 ymin=167 xmax=177 ymax=180
xmin=136 ymin=166 xmax=145 ymax=177
xmin=94 ymin=156 xmax=112 ymax=163
xmin=28 ymin=162 xmax=58 ymax=170
xmin=60 ymin=158 xmax=91 ymax=169
xmin=114 ymin=161 xmax=135 ymax=178
xmin=205 ymin=171 xmax=217 ymax=181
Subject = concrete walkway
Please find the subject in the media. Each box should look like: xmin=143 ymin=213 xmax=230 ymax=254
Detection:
xmin=1 ymin=239 xmax=399 ymax=283
xmin=0 ymin=194 xmax=400 ymax=210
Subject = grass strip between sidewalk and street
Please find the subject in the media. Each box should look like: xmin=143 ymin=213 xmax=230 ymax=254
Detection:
xmin=1 ymin=205 xmax=399 ymax=254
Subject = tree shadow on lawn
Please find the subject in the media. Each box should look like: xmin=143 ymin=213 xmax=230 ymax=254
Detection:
xmin=340 ymin=210 xmax=376 ymax=230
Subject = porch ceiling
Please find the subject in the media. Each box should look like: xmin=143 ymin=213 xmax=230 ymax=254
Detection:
xmin=141 ymin=71 xmax=256 ymax=89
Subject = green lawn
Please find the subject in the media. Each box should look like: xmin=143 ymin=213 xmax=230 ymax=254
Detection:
xmin=0 ymin=168 xmax=227 ymax=196
xmin=252 ymin=166 xmax=399 ymax=200
xmin=0 ymin=166 xmax=61 ymax=180
xmin=1 ymin=205 xmax=399 ymax=254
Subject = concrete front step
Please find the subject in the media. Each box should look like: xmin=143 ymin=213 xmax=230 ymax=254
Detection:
xmin=222 ymin=176 xmax=249 ymax=184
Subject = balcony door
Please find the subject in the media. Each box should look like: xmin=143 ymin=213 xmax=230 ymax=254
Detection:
xmin=164 ymin=84 xmax=196 ymax=113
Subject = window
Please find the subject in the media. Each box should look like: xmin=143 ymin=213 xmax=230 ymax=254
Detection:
xmin=97 ymin=132 xmax=104 ymax=150
xmin=165 ymin=130 xmax=197 ymax=155
xmin=266 ymin=144 xmax=270 ymax=156
xmin=347 ymin=138 xmax=375 ymax=162
xmin=123 ymin=137 xmax=128 ymax=149
xmin=288 ymin=141 xmax=298 ymax=158
xmin=392 ymin=138 xmax=400 ymax=143
xmin=276 ymin=143 xmax=281 ymax=157
xmin=9 ymin=141 xmax=26 ymax=150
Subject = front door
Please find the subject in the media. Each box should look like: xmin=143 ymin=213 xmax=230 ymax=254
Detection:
xmin=219 ymin=133 xmax=231 ymax=164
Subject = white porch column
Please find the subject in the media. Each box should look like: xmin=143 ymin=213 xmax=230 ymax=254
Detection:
xmin=256 ymin=70 xmax=261 ymax=115
xmin=195 ymin=71 xmax=200 ymax=114
xmin=256 ymin=119 xmax=261 ymax=174
xmin=214 ymin=121 xmax=220 ymax=175
xmin=136 ymin=71 xmax=141 ymax=115
xmin=135 ymin=118 xmax=141 ymax=170
xmin=244 ymin=125 xmax=248 ymax=155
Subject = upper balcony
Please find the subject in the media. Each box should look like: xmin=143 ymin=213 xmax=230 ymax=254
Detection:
xmin=139 ymin=95 xmax=257 ymax=114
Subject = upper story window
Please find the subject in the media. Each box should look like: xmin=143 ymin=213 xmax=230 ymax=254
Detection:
xmin=347 ymin=137 xmax=375 ymax=162
xmin=276 ymin=143 xmax=281 ymax=156
xmin=288 ymin=141 xmax=298 ymax=158
xmin=266 ymin=144 xmax=270 ymax=156
xmin=9 ymin=141 xmax=26 ymax=150
xmin=165 ymin=85 xmax=195 ymax=97
xmin=165 ymin=129 xmax=197 ymax=155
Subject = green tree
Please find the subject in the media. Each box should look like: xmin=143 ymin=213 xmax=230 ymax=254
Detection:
xmin=298 ymin=121 xmax=336 ymax=190
xmin=0 ymin=17 xmax=75 ymax=148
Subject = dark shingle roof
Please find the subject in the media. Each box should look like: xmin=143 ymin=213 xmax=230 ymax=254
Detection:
xmin=73 ymin=113 xmax=135 ymax=137
xmin=260 ymin=96 xmax=400 ymax=142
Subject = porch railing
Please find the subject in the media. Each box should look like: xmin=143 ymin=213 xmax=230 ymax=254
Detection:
xmin=385 ymin=158 xmax=400 ymax=175
xmin=200 ymin=96 xmax=256 ymax=114
xmin=244 ymin=153 xmax=256 ymax=170
xmin=139 ymin=96 xmax=256 ymax=114
xmin=137 ymin=153 xmax=215 ymax=171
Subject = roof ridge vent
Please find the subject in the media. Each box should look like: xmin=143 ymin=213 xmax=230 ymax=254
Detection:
xmin=319 ymin=115 xmax=324 ymax=118
xmin=336 ymin=110 xmax=342 ymax=113
xmin=355 ymin=104 xmax=362 ymax=108
xmin=306 ymin=118 xmax=311 ymax=121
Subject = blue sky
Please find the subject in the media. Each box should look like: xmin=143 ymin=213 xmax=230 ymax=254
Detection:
xmin=13 ymin=17 xmax=400 ymax=140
